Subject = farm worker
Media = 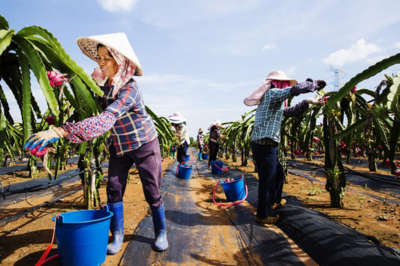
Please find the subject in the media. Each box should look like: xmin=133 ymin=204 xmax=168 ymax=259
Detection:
xmin=170 ymin=144 xmax=177 ymax=159
xmin=169 ymin=112 xmax=190 ymax=164
xmin=24 ymin=33 xmax=168 ymax=253
xmin=197 ymin=128 xmax=204 ymax=161
xmin=207 ymin=119 xmax=226 ymax=168
xmin=244 ymin=70 xmax=326 ymax=224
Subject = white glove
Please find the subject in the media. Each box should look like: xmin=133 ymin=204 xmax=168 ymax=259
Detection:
xmin=306 ymin=95 xmax=325 ymax=106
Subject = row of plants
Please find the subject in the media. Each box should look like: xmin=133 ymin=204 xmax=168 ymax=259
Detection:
xmin=211 ymin=53 xmax=400 ymax=209
xmin=0 ymin=15 xmax=175 ymax=209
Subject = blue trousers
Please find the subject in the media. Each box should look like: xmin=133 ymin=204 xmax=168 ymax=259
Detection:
xmin=177 ymin=141 xmax=189 ymax=164
xmin=251 ymin=141 xmax=284 ymax=218
xmin=198 ymin=146 xmax=203 ymax=157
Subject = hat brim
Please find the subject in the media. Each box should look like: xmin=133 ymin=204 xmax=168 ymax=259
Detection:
xmin=77 ymin=37 xmax=143 ymax=76
xmin=169 ymin=118 xmax=186 ymax=124
xmin=267 ymin=77 xmax=298 ymax=86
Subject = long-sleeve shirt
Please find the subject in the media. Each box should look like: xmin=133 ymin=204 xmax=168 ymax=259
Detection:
xmin=197 ymin=133 xmax=204 ymax=147
xmin=175 ymin=123 xmax=190 ymax=145
xmin=209 ymin=126 xmax=221 ymax=143
xmin=62 ymin=79 xmax=157 ymax=157
xmin=252 ymin=88 xmax=291 ymax=143
xmin=284 ymin=100 xmax=309 ymax=117
xmin=252 ymin=86 xmax=312 ymax=144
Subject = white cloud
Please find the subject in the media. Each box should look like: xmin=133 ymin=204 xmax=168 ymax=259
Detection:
xmin=97 ymin=0 xmax=137 ymax=12
xmin=366 ymin=55 xmax=388 ymax=64
xmin=394 ymin=42 xmax=400 ymax=49
xmin=323 ymin=39 xmax=382 ymax=67
xmin=306 ymin=58 xmax=313 ymax=63
xmin=262 ymin=44 xmax=276 ymax=50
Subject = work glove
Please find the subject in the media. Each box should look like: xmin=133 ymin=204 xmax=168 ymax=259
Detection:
xmin=315 ymin=80 xmax=327 ymax=91
xmin=290 ymin=79 xmax=327 ymax=96
xmin=305 ymin=95 xmax=326 ymax=106
xmin=24 ymin=128 xmax=64 ymax=153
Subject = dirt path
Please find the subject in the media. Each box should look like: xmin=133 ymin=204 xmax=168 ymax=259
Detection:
xmin=1 ymin=150 xmax=400 ymax=265
xmin=120 ymin=149 xmax=317 ymax=265
xmin=221 ymin=155 xmax=400 ymax=258
xmin=0 ymin=157 xmax=175 ymax=266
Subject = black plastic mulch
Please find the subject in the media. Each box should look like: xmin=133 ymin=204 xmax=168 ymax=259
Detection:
xmin=121 ymin=150 xmax=400 ymax=265
xmin=121 ymin=151 xmax=305 ymax=265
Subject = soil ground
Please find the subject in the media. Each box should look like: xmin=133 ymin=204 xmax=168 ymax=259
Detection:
xmin=120 ymin=154 xmax=319 ymax=266
xmin=1 ymin=152 xmax=400 ymax=265
xmin=0 ymin=157 xmax=175 ymax=266
xmin=221 ymin=154 xmax=400 ymax=253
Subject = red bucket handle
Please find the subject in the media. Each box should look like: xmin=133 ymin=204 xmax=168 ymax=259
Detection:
xmin=35 ymin=214 xmax=60 ymax=266
xmin=213 ymin=162 xmax=229 ymax=172
xmin=212 ymin=175 xmax=248 ymax=206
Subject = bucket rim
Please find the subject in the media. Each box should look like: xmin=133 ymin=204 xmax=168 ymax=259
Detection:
xmin=220 ymin=176 xmax=243 ymax=185
xmin=51 ymin=209 xmax=114 ymax=224
xmin=179 ymin=164 xmax=192 ymax=169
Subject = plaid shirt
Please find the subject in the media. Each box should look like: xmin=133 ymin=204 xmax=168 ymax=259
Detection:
xmin=252 ymin=88 xmax=291 ymax=143
xmin=197 ymin=133 xmax=204 ymax=147
xmin=63 ymin=79 xmax=157 ymax=157
xmin=100 ymin=79 xmax=157 ymax=156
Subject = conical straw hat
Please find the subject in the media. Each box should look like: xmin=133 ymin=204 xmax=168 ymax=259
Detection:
xmin=77 ymin=32 xmax=143 ymax=76
xmin=169 ymin=112 xmax=187 ymax=124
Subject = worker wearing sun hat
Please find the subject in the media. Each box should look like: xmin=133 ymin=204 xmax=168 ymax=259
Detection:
xmin=246 ymin=70 xmax=326 ymax=225
xmin=25 ymin=32 xmax=168 ymax=253
xmin=197 ymin=128 xmax=204 ymax=161
xmin=207 ymin=119 xmax=226 ymax=168
xmin=169 ymin=112 xmax=190 ymax=164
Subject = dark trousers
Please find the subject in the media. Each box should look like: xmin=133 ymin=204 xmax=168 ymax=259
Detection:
xmin=208 ymin=141 xmax=219 ymax=166
xmin=251 ymin=141 xmax=284 ymax=218
xmin=177 ymin=141 xmax=189 ymax=164
xmin=107 ymin=138 xmax=163 ymax=208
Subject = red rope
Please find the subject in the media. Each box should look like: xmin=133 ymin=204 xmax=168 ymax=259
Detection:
xmin=213 ymin=162 xmax=228 ymax=172
xmin=212 ymin=175 xmax=248 ymax=206
xmin=35 ymin=214 xmax=60 ymax=266
xmin=40 ymin=255 xmax=59 ymax=265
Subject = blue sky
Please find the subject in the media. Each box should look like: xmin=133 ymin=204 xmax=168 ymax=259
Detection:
xmin=2 ymin=0 xmax=400 ymax=137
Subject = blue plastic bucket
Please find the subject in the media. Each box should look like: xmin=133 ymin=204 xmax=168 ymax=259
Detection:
xmin=220 ymin=176 xmax=246 ymax=202
xmin=211 ymin=160 xmax=224 ymax=175
xmin=52 ymin=206 xmax=113 ymax=266
xmin=178 ymin=164 xmax=192 ymax=179
xmin=186 ymin=155 xmax=191 ymax=161
xmin=202 ymin=153 xmax=209 ymax=160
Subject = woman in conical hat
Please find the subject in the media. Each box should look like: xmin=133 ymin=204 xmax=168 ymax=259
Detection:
xmin=168 ymin=112 xmax=190 ymax=164
xmin=208 ymin=119 xmax=226 ymax=168
xmin=24 ymin=33 xmax=168 ymax=253
xmin=246 ymin=70 xmax=326 ymax=225
xmin=197 ymin=128 xmax=204 ymax=161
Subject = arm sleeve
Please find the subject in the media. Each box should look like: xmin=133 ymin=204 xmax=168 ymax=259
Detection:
xmin=104 ymin=82 xmax=139 ymax=118
xmin=268 ymin=88 xmax=291 ymax=102
xmin=61 ymin=111 xmax=116 ymax=143
xmin=289 ymin=79 xmax=319 ymax=96
xmin=284 ymin=100 xmax=309 ymax=117
xmin=176 ymin=125 xmax=187 ymax=143
xmin=216 ymin=129 xmax=221 ymax=138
